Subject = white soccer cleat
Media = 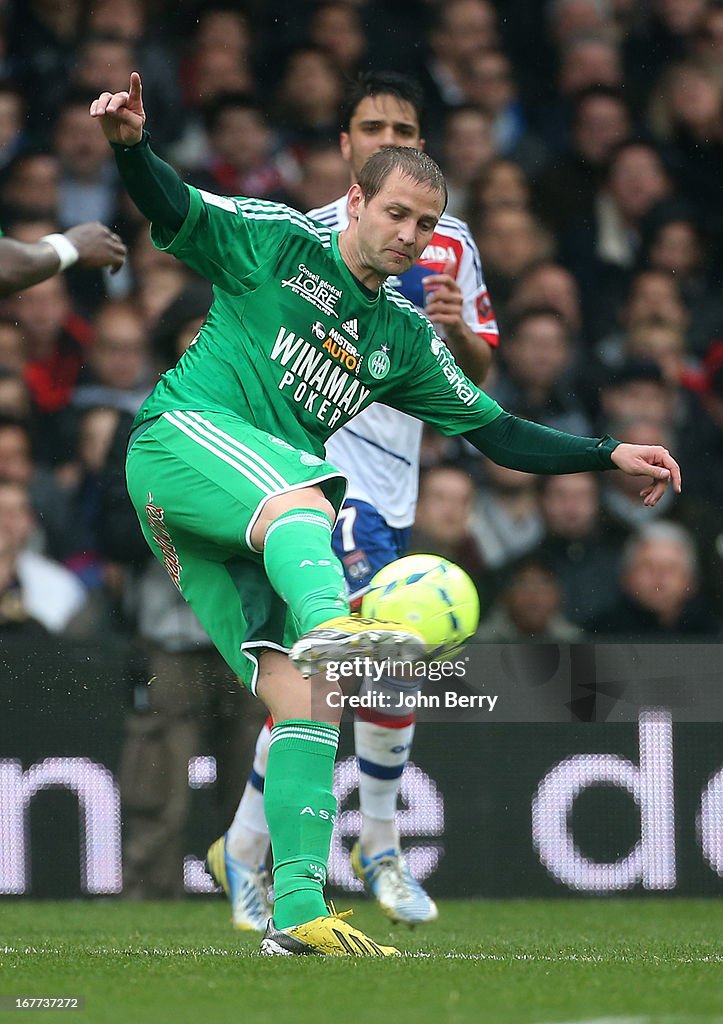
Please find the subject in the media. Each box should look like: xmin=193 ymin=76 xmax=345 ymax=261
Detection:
xmin=206 ymin=834 xmax=271 ymax=932
xmin=351 ymin=843 xmax=439 ymax=926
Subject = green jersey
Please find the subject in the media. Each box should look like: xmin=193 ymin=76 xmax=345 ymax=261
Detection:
xmin=134 ymin=185 xmax=502 ymax=457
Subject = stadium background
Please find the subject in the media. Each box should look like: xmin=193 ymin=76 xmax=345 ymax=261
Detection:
xmin=0 ymin=0 xmax=722 ymax=903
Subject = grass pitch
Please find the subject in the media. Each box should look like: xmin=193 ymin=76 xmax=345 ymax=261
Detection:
xmin=1 ymin=899 xmax=722 ymax=1024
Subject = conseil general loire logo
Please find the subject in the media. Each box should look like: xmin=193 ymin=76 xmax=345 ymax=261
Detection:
xmin=282 ymin=263 xmax=342 ymax=317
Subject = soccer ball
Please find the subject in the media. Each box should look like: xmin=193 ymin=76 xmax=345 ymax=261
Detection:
xmin=361 ymin=554 xmax=480 ymax=658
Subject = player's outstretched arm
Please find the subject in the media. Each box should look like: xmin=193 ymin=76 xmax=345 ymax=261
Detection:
xmin=464 ymin=413 xmax=681 ymax=507
xmin=0 ymin=224 xmax=126 ymax=296
xmin=90 ymin=71 xmax=146 ymax=146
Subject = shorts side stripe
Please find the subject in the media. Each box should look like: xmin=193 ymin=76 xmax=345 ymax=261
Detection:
xmin=171 ymin=411 xmax=286 ymax=492
xmin=184 ymin=411 xmax=289 ymax=489
xmin=163 ymin=412 xmax=273 ymax=494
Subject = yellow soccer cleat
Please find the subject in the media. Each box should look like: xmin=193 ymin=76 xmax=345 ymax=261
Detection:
xmin=259 ymin=906 xmax=401 ymax=956
xmin=289 ymin=615 xmax=427 ymax=678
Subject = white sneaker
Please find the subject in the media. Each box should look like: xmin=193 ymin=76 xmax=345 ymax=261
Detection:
xmin=351 ymin=843 xmax=438 ymax=926
xmin=206 ymin=834 xmax=271 ymax=932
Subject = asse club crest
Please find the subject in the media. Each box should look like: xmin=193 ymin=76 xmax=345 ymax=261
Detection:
xmin=368 ymin=345 xmax=390 ymax=379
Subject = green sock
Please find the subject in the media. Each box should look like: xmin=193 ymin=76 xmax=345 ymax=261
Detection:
xmin=263 ymin=508 xmax=349 ymax=633
xmin=265 ymin=720 xmax=339 ymax=929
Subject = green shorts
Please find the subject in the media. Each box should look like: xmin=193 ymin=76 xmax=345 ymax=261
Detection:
xmin=125 ymin=410 xmax=347 ymax=692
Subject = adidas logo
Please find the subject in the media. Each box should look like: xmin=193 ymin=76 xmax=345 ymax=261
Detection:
xmin=341 ymin=318 xmax=359 ymax=340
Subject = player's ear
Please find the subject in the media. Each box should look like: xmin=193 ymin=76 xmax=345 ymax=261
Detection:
xmin=347 ymin=183 xmax=364 ymax=220
xmin=418 ymin=137 xmax=426 ymax=152
xmin=340 ymin=132 xmax=352 ymax=164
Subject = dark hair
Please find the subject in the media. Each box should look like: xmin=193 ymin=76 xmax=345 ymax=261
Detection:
xmin=340 ymin=71 xmax=424 ymax=133
xmin=507 ymin=305 xmax=568 ymax=339
xmin=357 ymin=146 xmax=447 ymax=210
xmin=201 ymin=92 xmax=264 ymax=134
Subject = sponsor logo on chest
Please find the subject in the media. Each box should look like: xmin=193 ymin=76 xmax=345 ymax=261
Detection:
xmin=282 ymin=263 xmax=342 ymax=317
xmin=270 ymin=325 xmax=372 ymax=429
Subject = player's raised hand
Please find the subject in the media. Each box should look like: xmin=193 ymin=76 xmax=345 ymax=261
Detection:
xmin=610 ymin=442 xmax=682 ymax=506
xmin=90 ymin=71 xmax=145 ymax=146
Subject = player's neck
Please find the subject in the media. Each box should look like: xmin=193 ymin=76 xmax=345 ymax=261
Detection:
xmin=337 ymin=229 xmax=384 ymax=292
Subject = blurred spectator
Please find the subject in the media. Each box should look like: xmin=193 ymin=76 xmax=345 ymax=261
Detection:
xmin=624 ymin=318 xmax=701 ymax=391
xmin=440 ymin=105 xmax=497 ymax=218
xmin=470 ymin=461 xmax=544 ymax=570
xmin=588 ymin=520 xmax=722 ymax=637
xmin=409 ymin=464 xmax=487 ymax=589
xmin=624 ymin=0 xmax=711 ymax=106
xmin=72 ymin=300 xmax=153 ymax=415
xmin=0 ymin=369 xmax=31 ymax=421
xmin=150 ymin=281 xmax=213 ymax=373
xmin=309 ymin=1 xmax=368 ymax=77
xmin=416 ymin=0 xmax=499 ymax=150
xmin=468 ymin=159 xmax=532 ymax=218
xmin=598 ymin=415 xmax=723 ymax=617
xmin=0 ymin=416 xmax=73 ymax=559
xmin=189 ymin=93 xmax=291 ymax=200
xmin=641 ymin=206 xmax=723 ymax=356
xmin=532 ymin=85 xmax=632 ymax=234
xmin=598 ymin=361 xmax=676 ymax=427
xmin=0 ymin=83 xmax=25 ymax=173
xmin=0 ymin=319 xmax=25 ymax=372
xmin=648 ymin=59 xmax=723 ymax=240
xmin=492 ymin=307 xmax=592 ymax=434
xmin=537 ymin=33 xmax=624 ymax=152
xmin=474 ymin=205 xmax=554 ymax=307
xmin=7 ymin=0 xmax=84 ymax=135
xmin=691 ymin=1 xmax=723 ymax=65
xmin=70 ymin=33 xmax=135 ymax=97
xmin=460 ymin=49 xmax=548 ymax=173
xmin=0 ymin=151 xmax=59 ymax=222
xmin=680 ymin=341 xmax=723 ymax=509
xmin=53 ymin=92 xmax=123 ymax=230
xmin=11 ymin=273 xmax=92 ymax=461
xmin=55 ymin=404 xmax=122 ymax=590
xmin=273 ymin=47 xmax=344 ymax=154
xmin=281 ymin=142 xmax=350 ymax=214
xmin=0 ymin=478 xmax=89 ymax=635
xmin=171 ymin=9 xmax=256 ymax=171
xmin=82 ymin=0 xmax=184 ymax=149
xmin=595 ymin=268 xmax=689 ymax=365
xmin=559 ymin=141 xmax=674 ymax=338
xmin=533 ymin=472 xmax=620 ymax=623
xmin=476 ymin=553 xmax=584 ymax=641
xmin=506 ymin=260 xmax=583 ymax=341
xmin=546 ymin=0 xmax=618 ymax=50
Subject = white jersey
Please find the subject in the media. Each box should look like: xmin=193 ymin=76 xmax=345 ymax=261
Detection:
xmin=308 ymin=195 xmax=498 ymax=528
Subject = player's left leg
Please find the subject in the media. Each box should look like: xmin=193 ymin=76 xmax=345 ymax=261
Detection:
xmin=331 ymin=501 xmax=438 ymax=926
xmin=256 ymin=649 xmax=400 ymax=957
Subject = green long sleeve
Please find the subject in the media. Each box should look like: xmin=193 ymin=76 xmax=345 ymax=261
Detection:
xmin=464 ymin=411 xmax=619 ymax=474
xmin=111 ymin=132 xmax=189 ymax=231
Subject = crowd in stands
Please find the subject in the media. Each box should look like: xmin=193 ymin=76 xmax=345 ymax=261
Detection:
xmin=1 ymin=0 xmax=722 ymax=648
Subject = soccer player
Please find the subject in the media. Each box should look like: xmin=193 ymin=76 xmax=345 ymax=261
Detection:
xmin=0 ymin=222 xmax=125 ymax=296
xmin=214 ymin=72 xmax=498 ymax=932
xmin=91 ymin=73 xmax=680 ymax=956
